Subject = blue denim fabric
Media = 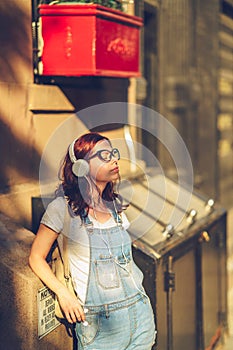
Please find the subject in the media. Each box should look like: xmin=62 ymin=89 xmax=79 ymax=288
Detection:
xmin=75 ymin=214 xmax=156 ymax=349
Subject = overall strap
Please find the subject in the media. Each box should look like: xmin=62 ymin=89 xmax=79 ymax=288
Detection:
xmin=82 ymin=210 xmax=94 ymax=234
xmin=112 ymin=210 xmax=123 ymax=225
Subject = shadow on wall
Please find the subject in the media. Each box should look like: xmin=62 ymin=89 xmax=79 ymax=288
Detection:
xmin=58 ymin=77 xmax=129 ymax=131
xmin=0 ymin=1 xmax=32 ymax=82
xmin=0 ymin=118 xmax=41 ymax=193
xmin=0 ymin=1 xmax=42 ymax=193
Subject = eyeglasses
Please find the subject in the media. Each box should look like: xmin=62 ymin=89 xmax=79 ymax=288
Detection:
xmin=87 ymin=148 xmax=120 ymax=163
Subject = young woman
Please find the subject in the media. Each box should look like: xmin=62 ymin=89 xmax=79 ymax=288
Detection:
xmin=29 ymin=132 xmax=156 ymax=349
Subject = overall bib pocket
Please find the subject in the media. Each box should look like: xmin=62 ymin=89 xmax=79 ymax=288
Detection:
xmin=95 ymin=258 xmax=120 ymax=289
xmin=116 ymin=250 xmax=132 ymax=276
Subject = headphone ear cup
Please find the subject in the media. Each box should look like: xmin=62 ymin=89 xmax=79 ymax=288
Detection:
xmin=72 ymin=159 xmax=89 ymax=177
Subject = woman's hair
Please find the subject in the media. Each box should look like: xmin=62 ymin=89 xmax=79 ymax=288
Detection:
xmin=56 ymin=132 xmax=124 ymax=217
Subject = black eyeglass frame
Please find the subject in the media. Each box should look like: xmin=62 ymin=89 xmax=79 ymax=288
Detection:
xmin=87 ymin=148 xmax=120 ymax=163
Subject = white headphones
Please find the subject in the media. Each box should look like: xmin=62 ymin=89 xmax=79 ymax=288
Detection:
xmin=69 ymin=139 xmax=89 ymax=177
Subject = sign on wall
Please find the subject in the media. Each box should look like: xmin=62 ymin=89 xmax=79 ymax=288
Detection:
xmin=37 ymin=286 xmax=60 ymax=339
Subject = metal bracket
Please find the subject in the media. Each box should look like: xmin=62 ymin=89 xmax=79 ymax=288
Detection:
xmin=164 ymin=270 xmax=175 ymax=292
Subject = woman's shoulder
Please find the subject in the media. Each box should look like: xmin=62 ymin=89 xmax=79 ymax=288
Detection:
xmin=41 ymin=196 xmax=67 ymax=233
xmin=46 ymin=196 xmax=66 ymax=212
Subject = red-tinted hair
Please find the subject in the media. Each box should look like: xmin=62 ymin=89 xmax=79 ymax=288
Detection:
xmin=56 ymin=132 xmax=123 ymax=217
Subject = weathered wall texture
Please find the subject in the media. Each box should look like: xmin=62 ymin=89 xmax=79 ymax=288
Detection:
xmin=158 ymin=0 xmax=220 ymax=197
xmin=0 ymin=212 xmax=74 ymax=350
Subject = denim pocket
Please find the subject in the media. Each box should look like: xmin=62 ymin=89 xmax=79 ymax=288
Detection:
xmin=95 ymin=258 xmax=120 ymax=289
xmin=116 ymin=250 xmax=132 ymax=276
xmin=76 ymin=313 xmax=100 ymax=346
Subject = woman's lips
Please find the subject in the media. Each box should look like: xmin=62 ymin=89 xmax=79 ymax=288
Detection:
xmin=111 ymin=166 xmax=119 ymax=173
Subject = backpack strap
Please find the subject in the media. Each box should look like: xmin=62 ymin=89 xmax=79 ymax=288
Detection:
xmin=58 ymin=205 xmax=71 ymax=280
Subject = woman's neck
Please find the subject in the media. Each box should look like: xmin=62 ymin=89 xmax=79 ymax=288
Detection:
xmin=89 ymin=180 xmax=105 ymax=201
xmin=89 ymin=198 xmax=108 ymax=212
xmin=88 ymin=205 xmax=111 ymax=223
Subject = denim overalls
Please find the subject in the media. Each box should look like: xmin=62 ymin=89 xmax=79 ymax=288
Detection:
xmin=75 ymin=212 xmax=156 ymax=350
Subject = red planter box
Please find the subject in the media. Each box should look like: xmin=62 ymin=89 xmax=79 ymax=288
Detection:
xmin=39 ymin=4 xmax=143 ymax=77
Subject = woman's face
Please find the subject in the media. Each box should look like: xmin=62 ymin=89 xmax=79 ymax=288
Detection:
xmin=88 ymin=140 xmax=120 ymax=185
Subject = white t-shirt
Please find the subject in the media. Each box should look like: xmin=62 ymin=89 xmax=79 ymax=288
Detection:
xmin=41 ymin=196 xmax=130 ymax=304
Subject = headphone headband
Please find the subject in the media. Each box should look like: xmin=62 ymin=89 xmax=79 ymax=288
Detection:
xmin=69 ymin=139 xmax=77 ymax=164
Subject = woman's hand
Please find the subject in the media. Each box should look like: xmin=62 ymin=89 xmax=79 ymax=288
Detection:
xmin=57 ymin=287 xmax=85 ymax=324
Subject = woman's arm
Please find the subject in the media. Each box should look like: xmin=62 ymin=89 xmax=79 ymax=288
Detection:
xmin=29 ymin=223 xmax=85 ymax=324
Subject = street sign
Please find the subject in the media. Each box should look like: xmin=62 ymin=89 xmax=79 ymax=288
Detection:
xmin=37 ymin=286 xmax=60 ymax=339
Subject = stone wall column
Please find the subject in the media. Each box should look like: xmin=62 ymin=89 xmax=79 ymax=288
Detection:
xmin=158 ymin=0 xmax=198 ymax=176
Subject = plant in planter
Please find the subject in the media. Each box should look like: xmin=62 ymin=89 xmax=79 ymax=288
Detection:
xmin=38 ymin=0 xmax=142 ymax=77
xmin=40 ymin=0 xmax=124 ymax=11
